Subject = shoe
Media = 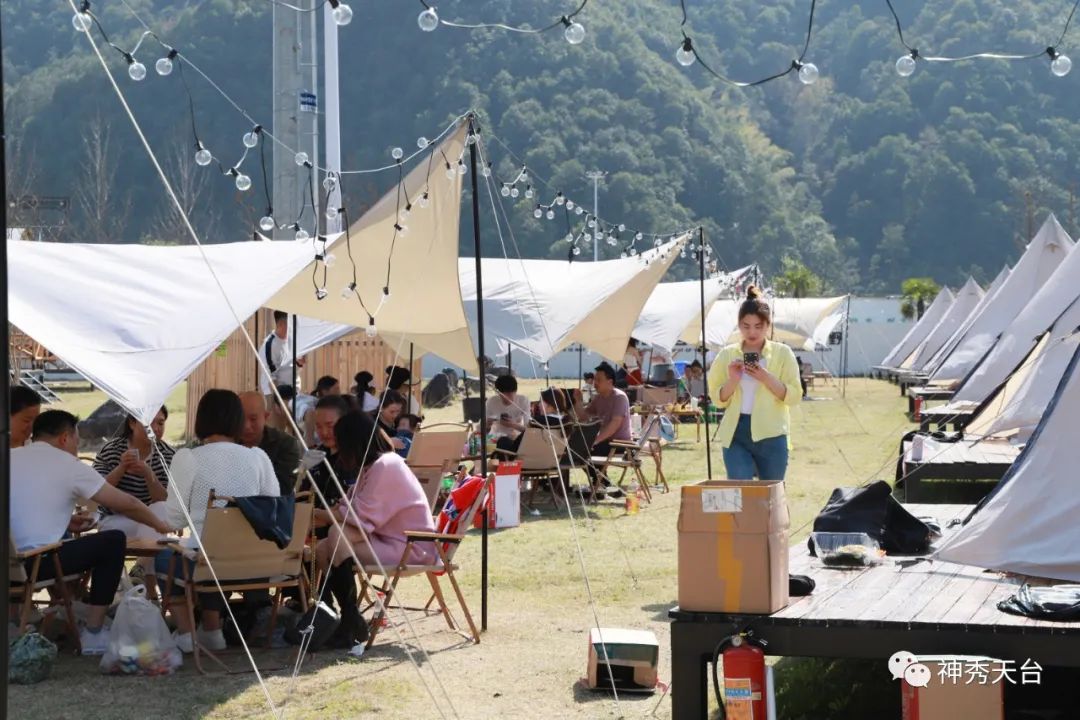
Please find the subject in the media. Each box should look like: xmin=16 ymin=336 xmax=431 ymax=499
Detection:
xmin=197 ymin=627 xmax=227 ymax=652
xmin=78 ymin=627 xmax=110 ymax=656
xmin=606 ymin=488 xmax=625 ymax=499
xmin=173 ymin=631 xmax=194 ymax=654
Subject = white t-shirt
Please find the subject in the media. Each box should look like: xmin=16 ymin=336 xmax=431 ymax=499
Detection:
xmin=623 ymin=350 xmax=640 ymax=370
xmin=360 ymin=392 xmax=380 ymax=413
xmin=485 ymin=394 xmax=531 ymax=439
xmin=11 ymin=442 xmax=106 ymax=551
xmin=165 ymin=442 xmax=280 ymax=541
xmin=739 ymin=355 xmax=768 ymax=414
xmin=259 ymin=331 xmax=296 ymax=394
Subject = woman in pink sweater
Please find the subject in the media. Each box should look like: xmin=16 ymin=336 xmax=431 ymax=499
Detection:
xmin=315 ymin=411 xmax=434 ymax=648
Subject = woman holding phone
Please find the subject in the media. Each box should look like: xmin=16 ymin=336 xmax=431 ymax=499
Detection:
xmin=707 ymin=287 xmax=802 ymax=480
xmin=92 ymin=407 xmax=174 ymax=538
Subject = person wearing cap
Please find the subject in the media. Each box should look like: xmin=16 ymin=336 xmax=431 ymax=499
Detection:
xmin=384 ymin=365 xmax=421 ymax=416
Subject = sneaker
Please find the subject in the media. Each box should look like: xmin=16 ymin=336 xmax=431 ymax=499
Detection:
xmin=173 ymin=631 xmax=194 ymax=654
xmin=78 ymin=627 xmax=110 ymax=656
xmin=197 ymin=627 xmax=227 ymax=652
xmin=606 ymin=488 xmax=625 ymax=499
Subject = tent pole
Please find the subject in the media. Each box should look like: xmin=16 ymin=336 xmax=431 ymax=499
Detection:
xmin=842 ymin=295 xmax=851 ymax=398
xmin=408 ymin=343 xmax=414 ymax=412
xmin=290 ymin=314 xmax=298 ymax=419
xmin=578 ymin=344 xmax=583 ymax=389
xmin=507 ymin=346 xmax=511 ymax=374
xmin=0 ymin=9 xmax=11 ymax=707
xmin=253 ymin=312 xmax=260 ymax=390
xmin=468 ymin=118 xmax=489 ymax=632
xmin=698 ymin=227 xmax=713 ymax=480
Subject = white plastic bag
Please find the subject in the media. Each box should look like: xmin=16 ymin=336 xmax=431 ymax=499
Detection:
xmin=99 ymin=586 xmax=182 ymax=675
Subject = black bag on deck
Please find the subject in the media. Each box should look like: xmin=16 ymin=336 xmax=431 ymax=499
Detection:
xmin=807 ymin=480 xmax=932 ymax=556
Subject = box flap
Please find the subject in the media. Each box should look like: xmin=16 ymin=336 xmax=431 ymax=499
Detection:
xmin=678 ymin=480 xmax=790 ymax=534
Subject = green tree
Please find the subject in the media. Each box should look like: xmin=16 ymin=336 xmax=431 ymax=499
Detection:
xmin=774 ymin=258 xmax=822 ymax=298
xmin=900 ymin=278 xmax=941 ymax=320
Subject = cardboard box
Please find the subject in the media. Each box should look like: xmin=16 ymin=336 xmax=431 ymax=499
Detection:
xmin=901 ymin=657 xmax=1004 ymax=720
xmin=474 ymin=462 xmax=521 ymax=529
xmin=677 ymin=480 xmax=789 ymax=613
xmin=585 ymin=628 xmax=658 ymax=693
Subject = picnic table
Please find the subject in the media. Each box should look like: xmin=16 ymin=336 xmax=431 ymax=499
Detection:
xmin=668 ymin=504 xmax=1080 ymax=719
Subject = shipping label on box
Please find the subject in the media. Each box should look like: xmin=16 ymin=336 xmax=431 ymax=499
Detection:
xmin=701 ymin=488 xmax=742 ymax=513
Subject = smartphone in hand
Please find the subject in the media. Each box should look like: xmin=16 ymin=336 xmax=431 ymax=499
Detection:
xmin=743 ymin=351 xmax=760 ymax=367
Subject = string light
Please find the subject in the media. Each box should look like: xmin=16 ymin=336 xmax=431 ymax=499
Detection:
xmin=155 ymin=49 xmax=177 ymax=76
xmin=416 ymin=0 xmax=589 ymax=45
xmin=676 ymin=0 xmax=819 ymax=87
xmin=885 ymin=0 xmax=1079 ymax=78
xmin=327 ymin=0 xmax=353 ymax=26
xmin=194 ymin=143 xmax=212 ymax=166
xmin=259 ymin=215 xmax=275 ymax=232
xmin=242 ymin=125 xmax=261 ymax=148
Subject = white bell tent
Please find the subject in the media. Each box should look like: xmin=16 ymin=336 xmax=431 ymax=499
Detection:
xmin=905 ymin=276 xmax=987 ymax=371
xmin=879 ymin=286 xmax=954 ymax=369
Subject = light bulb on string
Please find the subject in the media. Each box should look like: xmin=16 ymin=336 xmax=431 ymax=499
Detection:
xmin=481 ymin=164 xmax=492 ymax=178
xmin=322 ymin=175 xmax=336 ymax=192
xmin=418 ymin=6 xmax=439 ymax=32
xmin=521 ymin=171 xmax=529 ymax=183
xmin=501 ymin=185 xmax=511 ymax=197
xmin=395 ymin=223 xmax=409 ymax=237
xmin=562 ymin=16 xmax=585 ymax=45
xmin=565 ymin=232 xmax=574 ymax=242
xmin=155 ymin=53 xmax=175 ymax=77
xmin=796 ymin=61 xmax=819 ymax=85
xmin=546 ymin=209 xmax=555 ymax=220
xmin=525 ymin=186 xmax=534 ymax=199
xmin=587 ymin=218 xmax=596 ymax=228
xmin=195 ymin=144 xmax=212 ymax=166
xmin=596 ymin=230 xmax=605 ymax=240
xmin=607 ymin=237 xmax=617 ymax=246
xmin=533 ymin=207 xmax=543 ymax=219
xmin=574 ymin=205 xmax=584 ymax=215
xmin=341 ymin=282 xmax=357 ymax=300
xmin=315 ymin=287 xmax=328 ymax=300
xmin=510 ymin=187 xmax=519 ymax=198
xmin=566 ymin=199 xmax=575 ymax=210
xmin=654 ymin=238 xmax=663 ymax=247
xmin=417 ymin=136 xmax=429 ymax=149
xmin=419 ymin=191 xmax=430 ymax=208
xmin=618 ymin=223 xmax=626 ymax=232
xmin=466 ymin=132 xmax=478 ymax=146
xmin=445 ymin=163 xmax=457 ymax=180
xmin=234 ymin=172 xmax=251 ymax=192
xmin=295 ymin=152 xmax=310 ymax=167
xmin=400 ymin=203 xmax=411 ymax=221
xmin=457 ymin=160 xmax=467 ymax=175
xmin=330 ymin=0 xmax=353 ymax=26
xmin=72 ymin=10 xmax=92 ymax=32
xmin=326 ymin=206 xmax=339 ymax=220
xmin=895 ymin=51 xmax=917 ymax=77
xmin=634 ymin=232 xmax=643 ymax=241
xmin=630 ymin=248 xmax=638 ymax=257
xmin=676 ymin=37 xmax=696 ymax=67
xmin=391 ymin=147 xmax=404 ymax=161
xmin=382 ymin=286 xmax=391 ymax=299
xmin=1049 ymin=47 xmax=1073 ymax=76
xmin=295 ymin=227 xmax=309 ymax=241
xmin=127 ymin=56 xmax=147 ymax=82
xmin=243 ymin=129 xmax=260 ymax=148
xmin=365 ymin=318 xmax=378 ymax=338
xmin=324 ymin=253 xmax=337 ymax=267
xmin=620 ymin=252 xmax=628 ymax=259
xmin=573 ymin=246 xmax=582 ymax=256
xmin=259 ymin=215 xmax=275 ymax=232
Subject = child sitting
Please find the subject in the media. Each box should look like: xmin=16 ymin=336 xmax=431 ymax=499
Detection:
xmin=394 ymin=414 xmax=421 ymax=458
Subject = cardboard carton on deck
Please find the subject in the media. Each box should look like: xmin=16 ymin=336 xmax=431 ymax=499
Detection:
xmin=901 ymin=657 xmax=1004 ymax=720
xmin=677 ymin=480 xmax=789 ymax=613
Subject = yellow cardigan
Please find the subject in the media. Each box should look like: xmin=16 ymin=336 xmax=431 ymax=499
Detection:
xmin=707 ymin=340 xmax=802 ymax=448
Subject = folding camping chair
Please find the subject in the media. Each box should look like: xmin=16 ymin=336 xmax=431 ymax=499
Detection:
xmin=640 ymin=386 xmax=677 ymax=408
xmin=406 ymin=423 xmax=471 ymax=510
xmin=503 ymin=426 xmax=569 ymax=509
xmin=592 ymin=413 xmax=668 ymax=501
xmin=560 ymin=421 xmax=601 ymax=504
xmin=163 ymin=492 xmax=314 ymax=674
xmin=9 ymin=538 xmax=86 ymax=653
xmin=358 ymin=473 xmax=493 ymax=649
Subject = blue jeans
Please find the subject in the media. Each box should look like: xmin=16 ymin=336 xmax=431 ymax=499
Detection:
xmin=722 ymin=414 xmax=789 ymax=481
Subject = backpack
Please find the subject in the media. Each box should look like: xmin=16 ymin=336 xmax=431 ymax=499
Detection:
xmin=808 ymin=480 xmax=932 ymax=556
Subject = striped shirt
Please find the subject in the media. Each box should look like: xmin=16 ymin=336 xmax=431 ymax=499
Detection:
xmin=93 ymin=437 xmax=175 ymax=514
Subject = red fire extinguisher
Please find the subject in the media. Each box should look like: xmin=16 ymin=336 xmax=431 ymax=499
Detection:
xmin=913 ymin=395 xmax=923 ymax=422
xmin=713 ymin=632 xmax=768 ymax=719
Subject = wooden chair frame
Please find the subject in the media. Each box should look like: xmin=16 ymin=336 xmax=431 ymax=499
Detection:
xmin=406 ymin=422 xmax=471 ymax=511
xmin=357 ymin=474 xmax=492 ymax=649
xmin=500 ymin=426 xmax=569 ymax=509
xmin=591 ymin=413 xmax=668 ymax=500
xmin=163 ymin=491 xmax=314 ymax=674
xmin=10 ymin=539 xmax=86 ymax=654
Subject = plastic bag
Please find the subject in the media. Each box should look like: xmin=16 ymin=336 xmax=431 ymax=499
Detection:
xmin=100 ymin=585 xmax=182 ymax=676
xmin=9 ymin=632 xmax=58 ymax=684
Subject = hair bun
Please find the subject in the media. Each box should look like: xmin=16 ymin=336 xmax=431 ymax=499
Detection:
xmin=746 ymin=285 xmax=762 ymax=300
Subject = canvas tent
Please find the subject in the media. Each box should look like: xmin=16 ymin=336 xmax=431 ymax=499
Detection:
xmin=8 ymin=123 xmax=472 ymax=423
xmin=953 ymin=221 xmax=1078 ymax=405
xmin=928 ymin=215 xmax=1073 ymax=383
xmin=905 ymin=276 xmax=987 ymax=372
xmin=455 ymin=235 xmax=690 ymax=364
xmin=631 ymin=270 xmax=742 ymax=353
xmin=934 ymin=344 xmax=1080 ymax=580
xmin=704 ymin=296 xmax=847 ymax=350
xmin=879 ymin=286 xmax=954 ymax=368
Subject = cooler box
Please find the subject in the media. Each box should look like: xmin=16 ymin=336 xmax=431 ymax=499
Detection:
xmin=585 ymin=628 xmax=658 ymax=693
xmin=901 ymin=656 xmax=1004 ymax=720
xmin=677 ymin=480 xmax=789 ymax=613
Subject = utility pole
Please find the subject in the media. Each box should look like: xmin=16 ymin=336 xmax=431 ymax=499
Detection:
xmin=585 ymin=170 xmax=605 ymax=261
xmin=273 ymin=0 xmax=319 ymax=241
xmin=323 ymin=3 xmax=342 ymax=235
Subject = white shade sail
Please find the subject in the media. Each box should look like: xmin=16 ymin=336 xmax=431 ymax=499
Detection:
xmin=906 ymin=276 xmax=987 ymax=371
xmin=455 ymin=235 xmax=690 ymax=365
xmin=935 ymin=344 xmax=1080 ymax=581
xmin=632 ymin=275 xmax=728 ymax=353
xmin=929 ymin=215 xmax=1073 ymax=383
xmin=9 ymin=238 xmax=328 ymax=424
xmin=879 ymin=286 xmax=954 ymax=368
xmin=954 ymin=221 xmax=1078 ymax=404
xmin=705 ymin=296 xmax=847 ymax=350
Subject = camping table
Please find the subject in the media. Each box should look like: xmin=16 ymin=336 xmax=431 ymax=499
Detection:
xmin=668 ymin=504 xmax=1080 ymax=719
xmin=906 ymin=386 xmax=954 ymax=415
xmin=900 ymin=437 xmax=1019 ymax=502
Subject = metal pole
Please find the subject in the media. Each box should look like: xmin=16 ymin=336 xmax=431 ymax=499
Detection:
xmin=408 ymin=343 xmax=414 ymax=412
xmin=698 ymin=227 xmax=713 ymax=480
xmin=506 ymin=346 xmax=512 ymax=374
xmin=468 ymin=120 xmax=489 ymax=631
xmin=841 ymin=295 xmax=851 ymax=398
xmin=322 ymin=2 xmax=342 ymax=235
xmin=578 ymin=344 xmax=583 ymax=389
xmin=585 ymin=170 xmax=605 ymax=261
xmin=0 ymin=7 xmax=12 ymax=706
xmin=291 ymin=314 xmax=298 ymax=419
xmin=253 ymin=312 xmax=260 ymax=390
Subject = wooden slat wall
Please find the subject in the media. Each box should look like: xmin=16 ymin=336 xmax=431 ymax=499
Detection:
xmin=185 ymin=311 xmax=421 ymax=439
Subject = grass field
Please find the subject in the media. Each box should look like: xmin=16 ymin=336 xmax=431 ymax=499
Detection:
xmin=13 ymin=377 xmax=911 ymax=719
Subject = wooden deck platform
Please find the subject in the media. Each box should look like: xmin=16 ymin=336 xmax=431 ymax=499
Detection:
xmin=669 ymin=504 xmax=1080 ymax=719
xmin=906 ymin=385 xmax=955 ymax=414
xmin=918 ymin=404 xmax=976 ymax=432
xmin=900 ymin=437 xmax=1019 ymax=502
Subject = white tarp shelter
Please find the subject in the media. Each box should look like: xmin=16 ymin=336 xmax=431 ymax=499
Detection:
xmin=934 ymin=344 xmax=1080 ymax=580
xmin=954 ymin=221 xmax=1078 ymax=404
xmin=705 ymin=296 xmax=846 ymax=350
xmin=631 ymin=272 xmax=734 ymax=353
xmin=458 ymin=235 xmax=689 ymax=365
xmin=879 ymin=286 xmax=954 ymax=368
xmin=929 ymin=215 xmax=1073 ymax=382
xmin=906 ymin=276 xmax=987 ymax=371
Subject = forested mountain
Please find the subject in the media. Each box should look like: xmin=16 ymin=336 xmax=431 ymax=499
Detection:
xmin=5 ymin=0 xmax=1080 ymax=292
